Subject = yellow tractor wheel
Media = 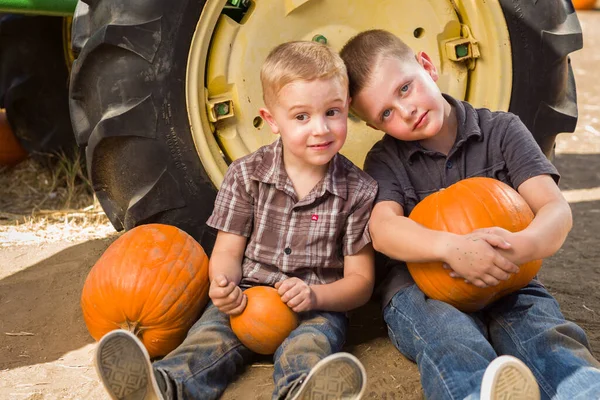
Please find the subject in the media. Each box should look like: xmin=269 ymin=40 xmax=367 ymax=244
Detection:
xmin=69 ymin=0 xmax=582 ymax=248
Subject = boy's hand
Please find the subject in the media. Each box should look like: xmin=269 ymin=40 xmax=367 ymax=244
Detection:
xmin=275 ymin=278 xmax=316 ymax=313
xmin=209 ymin=274 xmax=247 ymax=315
xmin=443 ymin=232 xmax=520 ymax=288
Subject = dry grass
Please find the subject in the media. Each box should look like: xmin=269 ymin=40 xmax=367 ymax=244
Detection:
xmin=0 ymin=150 xmax=116 ymax=247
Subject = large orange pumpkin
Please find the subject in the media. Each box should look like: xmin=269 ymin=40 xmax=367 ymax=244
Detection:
xmin=230 ymin=286 xmax=299 ymax=354
xmin=0 ymin=110 xmax=27 ymax=167
xmin=407 ymin=177 xmax=542 ymax=312
xmin=81 ymin=223 xmax=210 ymax=358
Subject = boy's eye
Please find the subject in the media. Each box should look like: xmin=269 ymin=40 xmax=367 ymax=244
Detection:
xmin=382 ymin=109 xmax=391 ymax=120
xmin=295 ymin=114 xmax=308 ymax=121
xmin=400 ymin=84 xmax=410 ymax=93
xmin=326 ymin=109 xmax=339 ymax=117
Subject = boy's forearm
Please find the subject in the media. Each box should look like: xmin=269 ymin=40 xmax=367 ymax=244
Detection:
xmin=311 ymin=274 xmax=374 ymax=312
xmin=209 ymin=251 xmax=243 ymax=285
xmin=371 ymin=213 xmax=451 ymax=263
xmin=504 ymin=200 xmax=572 ymax=264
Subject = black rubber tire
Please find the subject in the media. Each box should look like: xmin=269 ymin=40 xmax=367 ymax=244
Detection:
xmin=69 ymin=0 xmax=217 ymax=249
xmin=499 ymin=0 xmax=582 ymax=157
xmin=69 ymin=0 xmax=582 ymax=250
xmin=0 ymin=15 xmax=76 ymax=159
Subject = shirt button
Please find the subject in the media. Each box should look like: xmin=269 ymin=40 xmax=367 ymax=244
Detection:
xmin=446 ymin=161 xmax=453 ymax=169
xmin=284 ymin=247 xmax=292 ymax=255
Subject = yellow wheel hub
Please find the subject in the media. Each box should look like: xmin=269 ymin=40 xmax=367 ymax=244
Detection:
xmin=187 ymin=0 xmax=512 ymax=188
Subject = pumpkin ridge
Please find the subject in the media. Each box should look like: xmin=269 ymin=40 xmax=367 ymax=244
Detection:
xmin=149 ymin=234 xmax=206 ymax=325
xmin=459 ymin=181 xmax=489 ymax=232
xmin=138 ymin=226 xmax=185 ymax=322
xmin=479 ymin=180 xmax=508 ymax=230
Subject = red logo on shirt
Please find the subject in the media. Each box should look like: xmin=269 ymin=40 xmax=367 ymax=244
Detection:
xmin=311 ymin=214 xmax=319 ymax=221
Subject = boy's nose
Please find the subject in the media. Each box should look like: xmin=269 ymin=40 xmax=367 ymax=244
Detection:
xmin=313 ymin=118 xmax=330 ymax=135
xmin=398 ymin=103 xmax=417 ymax=120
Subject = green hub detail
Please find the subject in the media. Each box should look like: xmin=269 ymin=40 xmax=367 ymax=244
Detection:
xmin=0 ymin=0 xmax=77 ymax=16
xmin=455 ymin=44 xmax=469 ymax=58
xmin=312 ymin=34 xmax=328 ymax=44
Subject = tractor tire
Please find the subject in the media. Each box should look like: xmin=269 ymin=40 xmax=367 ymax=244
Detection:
xmin=69 ymin=0 xmax=581 ymax=250
xmin=499 ymin=0 xmax=582 ymax=157
xmin=0 ymin=15 xmax=76 ymax=160
xmin=69 ymin=0 xmax=217 ymax=249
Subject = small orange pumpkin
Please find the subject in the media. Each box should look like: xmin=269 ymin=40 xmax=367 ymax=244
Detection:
xmin=0 ymin=110 xmax=27 ymax=167
xmin=230 ymin=286 xmax=299 ymax=354
xmin=407 ymin=177 xmax=542 ymax=312
xmin=572 ymin=0 xmax=596 ymax=10
xmin=81 ymin=223 xmax=210 ymax=358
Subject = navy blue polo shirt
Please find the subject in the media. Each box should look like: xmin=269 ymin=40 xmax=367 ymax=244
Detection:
xmin=364 ymin=94 xmax=560 ymax=308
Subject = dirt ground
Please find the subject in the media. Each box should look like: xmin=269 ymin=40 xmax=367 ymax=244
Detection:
xmin=2 ymin=11 xmax=600 ymax=400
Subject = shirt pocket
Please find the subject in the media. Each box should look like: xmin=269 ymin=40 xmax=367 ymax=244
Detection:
xmin=468 ymin=161 xmax=510 ymax=186
xmin=296 ymin=210 xmax=345 ymax=267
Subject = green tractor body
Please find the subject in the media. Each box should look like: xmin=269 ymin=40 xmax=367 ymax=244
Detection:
xmin=0 ymin=0 xmax=76 ymax=16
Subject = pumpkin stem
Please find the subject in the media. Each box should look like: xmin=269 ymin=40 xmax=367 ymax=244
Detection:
xmin=119 ymin=320 xmax=140 ymax=336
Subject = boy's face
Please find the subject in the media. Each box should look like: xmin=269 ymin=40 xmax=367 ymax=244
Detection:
xmin=260 ymin=77 xmax=349 ymax=170
xmin=351 ymin=52 xmax=450 ymax=142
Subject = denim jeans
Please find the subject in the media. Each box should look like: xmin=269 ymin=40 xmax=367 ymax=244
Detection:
xmin=383 ymin=282 xmax=600 ymax=400
xmin=153 ymin=302 xmax=347 ymax=400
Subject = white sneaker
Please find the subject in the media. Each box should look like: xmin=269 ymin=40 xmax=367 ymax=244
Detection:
xmin=481 ymin=355 xmax=540 ymax=400
xmin=287 ymin=352 xmax=367 ymax=400
xmin=94 ymin=329 xmax=165 ymax=400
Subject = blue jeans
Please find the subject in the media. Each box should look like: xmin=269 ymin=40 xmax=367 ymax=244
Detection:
xmin=383 ymin=282 xmax=600 ymax=400
xmin=153 ymin=302 xmax=347 ymax=400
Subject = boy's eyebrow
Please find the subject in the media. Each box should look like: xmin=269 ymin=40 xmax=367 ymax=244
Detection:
xmin=287 ymin=97 xmax=346 ymax=113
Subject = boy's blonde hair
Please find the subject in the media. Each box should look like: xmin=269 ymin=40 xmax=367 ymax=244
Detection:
xmin=340 ymin=29 xmax=415 ymax=98
xmin=261 ymin=41 xmax=348 ymax=108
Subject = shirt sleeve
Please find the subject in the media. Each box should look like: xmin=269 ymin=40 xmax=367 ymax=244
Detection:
xmin=502 ymin=115 xmax=560 ymax=189
xmin=342 ymin=178 xmax=378 ymax=256
xmin=363 ymin=140 xmax=407 ymax=209
xmin=206 ymin=161 xmax=254 ymax=237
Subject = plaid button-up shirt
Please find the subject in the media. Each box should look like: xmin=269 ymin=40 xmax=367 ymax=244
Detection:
xmin=207 ymin=138 xmax=378 ymax=287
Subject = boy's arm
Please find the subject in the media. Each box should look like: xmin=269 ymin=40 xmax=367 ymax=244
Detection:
xmin=209 ymin=230 xmax=247 ymax=284
xmin=370 ymin=200 xmax=520 ymax=288
xmin=276 ymin=244 xmax=375 ymax=312
xmin=478 ymin=174 xmax=572 ymax=264
xmin=313 ymin=243 xmax=375 ymax=311
xmin=208 ymin=230 xmax=248 ymax=315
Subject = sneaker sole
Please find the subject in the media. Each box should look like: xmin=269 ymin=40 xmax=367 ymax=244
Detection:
xmin=483 ymin=356 xmax=540 ymax=400
xmin=294 ymin=353 xmax=366 ymax=400
xmin=95 ymin=330 xmax=158 ymax=400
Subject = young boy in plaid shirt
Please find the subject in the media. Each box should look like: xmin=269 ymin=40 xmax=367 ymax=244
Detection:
xmin=94 ymin=40 xmax=377 ymax=400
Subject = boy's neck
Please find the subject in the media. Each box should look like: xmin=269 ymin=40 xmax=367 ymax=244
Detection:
xmin=283 ymin=159 xmax=330 ymax=201
xmin=419 ymin=98 xmax=457 ymax=155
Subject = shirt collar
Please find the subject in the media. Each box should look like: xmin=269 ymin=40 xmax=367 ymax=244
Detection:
xmin=406 ymin=93 xmax=482 ymax=160
xmin=251 ymin=138 xmax=348 ymax=200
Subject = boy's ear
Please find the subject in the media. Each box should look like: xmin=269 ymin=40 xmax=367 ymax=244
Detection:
xmin=259 ymin=108 xmax=280 ymax=135
xmin=416 ymin=51 xmax=439 ymax=82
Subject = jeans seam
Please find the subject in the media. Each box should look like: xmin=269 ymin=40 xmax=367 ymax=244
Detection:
xmin=181 ymin=341 xmax=247 ymax=386
xmin=489 ymin=313 xmax=555 ymax=399
xmin=387 ymin=301 xmax=456 ymax=400
xmin=420 ymin=347 xmax=458 ymax=400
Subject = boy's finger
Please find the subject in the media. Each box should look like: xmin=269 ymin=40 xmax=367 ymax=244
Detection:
xmin=212 ymin=274 xmax=228 ymax=287
xmin=481 ymin=234 xmax=511 ymax=249
xmin=494 ymin=256 xmax=520 ymax=274
xmin=276 ymin=280 xmax=294 ymax=296
xmin=229 ymin=294 xmax=248 ymax=316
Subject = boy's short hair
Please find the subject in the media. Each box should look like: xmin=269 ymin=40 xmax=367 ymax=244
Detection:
xmin=261 ymin=41 xmax=348 ymax=108
xmin=340 ymin=29 xmax=415 ymax=98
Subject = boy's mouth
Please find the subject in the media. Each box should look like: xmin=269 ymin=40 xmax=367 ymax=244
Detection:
xmin=308 ymin=141 xmax=333 ymax=150
xmin=413 ymin=111 xmax=428 ymax=130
